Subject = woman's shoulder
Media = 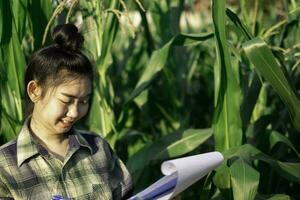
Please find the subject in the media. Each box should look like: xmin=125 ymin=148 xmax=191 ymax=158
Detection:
xmin=74 ymin=128 xmax=110 ymax=148
xmin=75 ymin=129 xmax=104 ymax=140
xmin=0 ymin=139 xmax=18 ymax=167
xmin=74 ymin=128 xmax=115 ymax=158
xmin=0 ymin=139 xmax=17 ymax=153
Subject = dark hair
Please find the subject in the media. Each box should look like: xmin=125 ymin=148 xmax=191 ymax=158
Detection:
xmin=24 ymin=23 xmax=94 ymax=116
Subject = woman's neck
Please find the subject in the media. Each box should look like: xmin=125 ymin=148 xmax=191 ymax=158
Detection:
xmin=29 ymin=116 xmax=70 ymax=159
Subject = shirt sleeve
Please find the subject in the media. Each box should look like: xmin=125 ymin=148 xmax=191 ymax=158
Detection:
xmin=114 ymin=156 xmax=133 ymax=199
xmin=105 ymin=142 xmax=133 ymax=199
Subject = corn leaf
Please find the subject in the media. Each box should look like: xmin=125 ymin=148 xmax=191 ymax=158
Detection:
xmin=239 ymin=0 xmax=251 ymax=28
xmin=269 ymin=131 xmax=300 ymax=158
xmin=117 ymin=33 xmax=213 ymax=131
xmin=1 ymin=84 xmax=21 ymax=122
xmin=96 ymin=0 xmax=119 ymax=73
xmin=212 ymin=0 xmax=243 ymax=151
xmin=1 ymin=25 xmax=26 ymax=121
xmin=85 ymin=88 xmax=115 ymax=138
xmin=1 ymin=3 xmax=28 ymax=142
xmin=127 ymin=128 xmax=212 ymax=174
xmin=82 ymin=0 xmax=119 ymax=139
xmin=223 ymin=144 xmax=300 ymax=183
xmin=125 ymin=32 xmax=213 ymax=104
xmin=0 ymin=112 xmax=21 ymax=142
xmin=0 ymin=0 xmax=12 ymax=44
xmin=226 ymin=8 xmax=254 ymax=40
xmin=28 ymin=0 xmax=52 ymax=48
xmin=243 ymin=37 xmax=300 ymax=132
xmin=225 ymin=8 xmax=264 ymax=128
xmin=240 ymin=72 xmax=262 ymax=128
xmin=213 ymin=164 xmax=232 ymax=199
xmin=230 ymin=159 xmax=259 ymax=200
xmin=267 ymin=194 xmax=291 ymax=200
xmin=81 ymin=0 xmax=104 ymax=59
xmin=11 ymin=0 xmax=28 ymax=41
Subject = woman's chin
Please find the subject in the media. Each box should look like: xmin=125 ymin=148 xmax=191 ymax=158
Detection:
xmin=56 ymin=121 xmax=73 ymax=133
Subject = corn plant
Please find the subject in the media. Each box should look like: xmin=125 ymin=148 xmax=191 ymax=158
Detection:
xmin=115 ymin=0 xmax=300 ymax=199
xmin=0 ymin=0 xmax=52 ymax=142
xmin=1 ymin=0 xmax=300 ymax=199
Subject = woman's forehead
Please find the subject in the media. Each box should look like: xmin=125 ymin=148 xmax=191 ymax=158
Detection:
xmin=54 ymin=77 xmax=92 ymax=97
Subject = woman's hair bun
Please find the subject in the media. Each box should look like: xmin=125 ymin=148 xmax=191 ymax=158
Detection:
xmin=52 ymin=23 xmax=84 ymax=51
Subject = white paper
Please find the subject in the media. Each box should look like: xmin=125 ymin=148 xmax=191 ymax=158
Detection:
xmin=158 ymin=151 xmax=223 ymax=199
xmin=128 ymin=151 xmax=224 ymax=200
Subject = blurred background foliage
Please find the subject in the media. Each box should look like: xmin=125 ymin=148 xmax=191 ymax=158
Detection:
xmin=1 ymin=0 xmax=300 ymax=199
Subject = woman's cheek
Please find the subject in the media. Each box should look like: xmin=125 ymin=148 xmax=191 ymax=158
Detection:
xmin=79 ymin=104 xmax=89 ymax=118
xmin=50 ymin=100 xmax=68 ymax=118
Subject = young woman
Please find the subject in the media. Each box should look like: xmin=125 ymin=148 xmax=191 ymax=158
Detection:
xmin=0 ymin=24 xmax=132 ymax=200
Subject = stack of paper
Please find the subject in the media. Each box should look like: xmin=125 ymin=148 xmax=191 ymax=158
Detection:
xmin=128 ymin=151 xmax=224 ymax=200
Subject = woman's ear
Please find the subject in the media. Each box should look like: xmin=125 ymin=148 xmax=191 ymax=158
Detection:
xmin=27 ymin=80 xmax=42 ymax=103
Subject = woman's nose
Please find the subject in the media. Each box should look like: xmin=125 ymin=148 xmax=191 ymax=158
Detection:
xmin=66 ymin=104 xmax=79 ymax=119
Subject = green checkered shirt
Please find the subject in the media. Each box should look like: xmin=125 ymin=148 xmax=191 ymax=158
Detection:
xmin=0 ymin=119 xmax=132 ymax=200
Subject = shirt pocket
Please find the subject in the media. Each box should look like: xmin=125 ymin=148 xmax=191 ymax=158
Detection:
xmin=23 ymin=183 xmax=52 ymax=200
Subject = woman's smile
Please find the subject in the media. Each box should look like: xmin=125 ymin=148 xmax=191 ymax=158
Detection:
xmin=60 ymin=119 xmax=74 ymax=127
xmin=30 ymin=76 xmax=92 ymax=137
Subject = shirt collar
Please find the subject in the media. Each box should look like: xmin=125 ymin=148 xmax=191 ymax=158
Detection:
xmin=17 ymin=118 xmax=40 ymax=167
xmin=70 ymin=129 xmax=95 ymax=154
xmin=17 ymin=118 xmax=95 ymax=167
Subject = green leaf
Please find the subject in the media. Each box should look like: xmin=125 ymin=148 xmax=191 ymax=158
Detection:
xmin=269 ymin=131 xmax=300 ymax=158
xmin=243 ymin=37 xmax=300 ymax=132
xmin=275 ymin=161 xmax=300 ymax=183
xmin=11 ymin=0 xmax=28 ymax=41
xmin=0 ymin=111 xmax=22 ymax=143
xmin=267 ymin=194 xmax=291 ymax=200
xmin=85 ymin=88 xmax=115 ymax=138
xmin=212 ymin=0 xmax=243 ymax=151
xmin=1 ymin=24 xmax=26 ymax=122
xmin=125 ymin=40 xmax=170 ymax=104
xmin=239 ymin=0 xmax=251 ymax=28
xmin=133 ymin=90 xmax=148 ymax=108
xmin=28 ymin=0 xmax=52 ymax=49
xmin=226 ymin=8 xmax=254 ymax=40
xmin=1 ymin=84 xmax=21 ymax=122
xmin=81 ymin=0 xmax=104 ymax=59
xmin=97 ymin=0 xmax=120 ymax=73
xmin=117 ymin=32 xmax=213 ymax=131
xmin=82 ymin=0 xmax=119 ymax=142
xmin=127 ymin=128 xmax=213 ymax=174
xmin=230 ymin=159 xmax=259 ymax=200
xmin=240 ymin=72 xmax=262 ymax=128
xmin=213 ymin=164 xmax=230 ymax=189
xmin=0 ymin=0 xmax=12 ymax=44
xmin=125 ymin=32 xmax=213 ymax=104
xmin=223 ymin=144 xmax=300 ymax=183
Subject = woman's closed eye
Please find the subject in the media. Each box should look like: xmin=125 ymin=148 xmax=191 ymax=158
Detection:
xmin=79 ymin=98 xmax=90 ymax=105
xmin=59 ymin=98 xmax=89 ymax=105
xmin=59 ymin=98 xmax=72 ymax=105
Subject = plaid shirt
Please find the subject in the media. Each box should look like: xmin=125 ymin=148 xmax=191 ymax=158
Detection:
xmin=0 ymin=119 xmax=132 ymax=200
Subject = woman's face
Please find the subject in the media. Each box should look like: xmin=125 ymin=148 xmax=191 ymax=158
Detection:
xmin=32 ymin=76 xmax=92 ymax=135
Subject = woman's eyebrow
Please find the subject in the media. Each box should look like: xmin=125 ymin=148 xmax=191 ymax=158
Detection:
xmin=61 ymin=92 xmax=92 ymax=99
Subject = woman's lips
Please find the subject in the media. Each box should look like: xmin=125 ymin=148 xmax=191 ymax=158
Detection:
xmin=61 ymin=119 xmax=74 ymax=127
